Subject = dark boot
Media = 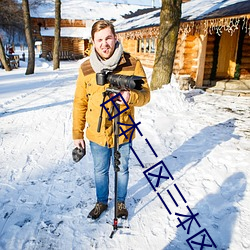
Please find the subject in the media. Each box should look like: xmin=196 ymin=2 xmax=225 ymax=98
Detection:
xmin=117 ymin=202 xmax=128 ymax=219
xmin=87 ymin=202 xmax=108 ymax=220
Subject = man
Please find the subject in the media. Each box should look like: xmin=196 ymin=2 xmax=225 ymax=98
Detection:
xmin=73 ymin=20 xmax=150 ymax=220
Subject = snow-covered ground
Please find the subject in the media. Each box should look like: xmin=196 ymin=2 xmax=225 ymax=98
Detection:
xmin=0 ymin=49 xmax=249 ymax=250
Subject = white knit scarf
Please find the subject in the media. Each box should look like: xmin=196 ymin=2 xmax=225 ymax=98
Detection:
xmin=90 ymin=41 xmax=123 ymax=73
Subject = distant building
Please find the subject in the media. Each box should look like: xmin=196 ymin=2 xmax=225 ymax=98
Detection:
xmin=30 ymin=1 xmax=151 ymax=60
xmin=31 ymin=17 xmax=92 ymax=60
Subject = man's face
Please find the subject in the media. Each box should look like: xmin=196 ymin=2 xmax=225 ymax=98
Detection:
xmin=93 ymin=27 xmax=117 ymax=60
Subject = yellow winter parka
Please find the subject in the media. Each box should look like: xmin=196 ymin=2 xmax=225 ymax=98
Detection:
xmin=72 ymin=52 xmax=150 ymax=148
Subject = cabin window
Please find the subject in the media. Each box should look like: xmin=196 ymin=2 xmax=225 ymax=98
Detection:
xmin=150 ymin=38 xmax=155 ymax=53
xmin=137 ymin=38 xmax=156 ymax=54
xmin=137 ymin=39 xmax=143 ymax=53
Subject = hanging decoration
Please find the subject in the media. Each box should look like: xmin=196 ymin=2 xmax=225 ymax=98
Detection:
xmin=117 ymin=15 xmax=250 ymax=40
xmin=117 ymin=26 xmax=159 ymax=40
xmin=242 ymin=16 xmax=250 ymax=36
xmin=179 ymin=15 xmax=250 ymax=37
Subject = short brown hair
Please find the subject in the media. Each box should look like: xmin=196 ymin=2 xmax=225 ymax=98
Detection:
xmin=91 ymin=20 xmax=116 ymax=40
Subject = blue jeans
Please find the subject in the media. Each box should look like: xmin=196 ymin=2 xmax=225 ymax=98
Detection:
xmin=90 ymin=141 xmax=131 ymax=205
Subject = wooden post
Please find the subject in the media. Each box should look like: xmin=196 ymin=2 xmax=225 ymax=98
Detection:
xmin=144 ymin=38 xmax=146 ymax=54
xmin=139 ymin=39 xmax=142 ymax=53
xmin=195 ymin=32 xmax=207 ymax=88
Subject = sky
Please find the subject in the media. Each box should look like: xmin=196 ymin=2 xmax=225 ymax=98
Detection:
xmin=0 ymin=48 xmax=249 ymax=249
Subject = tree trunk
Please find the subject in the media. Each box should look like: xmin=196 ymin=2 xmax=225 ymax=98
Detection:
xmin=0 ymin=37 xmax=11 ymax=71
xmin=22 ymin=0 xmax=35 ymax=75
xmin=53 ymin=0 xmax=61 ymax=70
xmin=151 ymin=0 xmax=182 ymax=90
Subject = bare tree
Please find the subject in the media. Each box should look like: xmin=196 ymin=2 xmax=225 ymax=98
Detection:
xmin=0 ymin=0 xmax=23 ymax=71
xmin=53 ymin=0 xmax=61 ymax=70
xmin=151 ymin=0 xmax=182 ymax=90
xmin=29 ymin=0 xmax=47 ymax=8
xmin=0 ymin=37 xmax=11 ymax=71
xmin=22 ymin=0 xmax=35 ymax=75
xmin=0 ymin=0 xmax=24 ymax=38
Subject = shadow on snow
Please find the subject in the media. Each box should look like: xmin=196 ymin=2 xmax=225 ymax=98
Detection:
xmin=163 ymin=172 xmax=247 ymax=250
xmin=128 ymin=118 xmax=243 ymax=248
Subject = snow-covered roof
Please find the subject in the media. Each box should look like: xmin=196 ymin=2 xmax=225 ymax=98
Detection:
xmin=40 ymin=27 xmax=91 ymax=39
xmin=30 ymin=0 xmax=151 ymax=20
xmin=114 ymin=8 xmax=160 ymax=32
xmin=182 ymin=0 xmax=250 ymax=21
xmin=115 ymin=0 xmax=250 ymax=33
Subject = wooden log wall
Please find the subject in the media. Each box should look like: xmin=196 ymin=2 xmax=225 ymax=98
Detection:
xmin=173 ymin=34 xmax=185 ymax=75
xmin=61 ymin=38 xmax=74 ymax=52
xmin=120 ymin=39 xmax=137 ymax=54
xmin=120 ymin=31 xmax=200 ymax=77
xmin=41 ymin=37 xmax=86 ymax=58
xmin=41 ymin=37 xmax=53 ymax=58
xmin=203 ymin=34 xmax=216 ymax=82
xmin=72 ymin=38 xmax=87 ymax=56
xmin=32 ymin=18 xmax=86 ymax=29
xmin=240 ymin=35 xmax=250 ymax=79
xmin=183 ymin=35 xmax=198 ymax=79
xmin=120 ymin=38 xmax=156 ymax=68
xmin=134 ymin=53 xmax=156 ymax=68
xmin=173 ymin=34 xmax=199 ymax=80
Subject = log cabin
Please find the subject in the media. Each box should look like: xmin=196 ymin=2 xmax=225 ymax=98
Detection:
xmin=115 ymin=0 xmax=250 ymax=93
xmin=30 ymin=1 xmax=152 ymax=61
xmin=31 ymin=18 xmax=92 ymax=60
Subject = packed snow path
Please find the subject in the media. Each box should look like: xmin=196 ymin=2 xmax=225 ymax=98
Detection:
xmin=0 ymin=59 xmax=249 ymax=249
